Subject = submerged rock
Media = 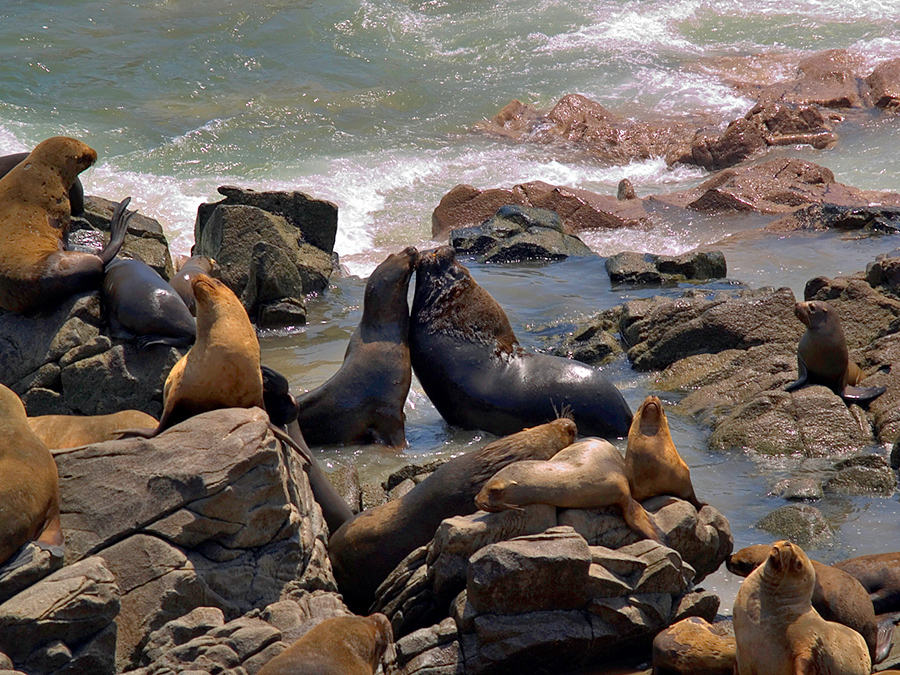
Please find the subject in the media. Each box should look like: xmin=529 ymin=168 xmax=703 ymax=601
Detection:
xmin=605 ymin=250 xmax=726 ymax=285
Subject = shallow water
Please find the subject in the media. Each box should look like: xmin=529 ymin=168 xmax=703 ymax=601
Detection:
xmin=3 ymin=0 xmax=900 ymax=621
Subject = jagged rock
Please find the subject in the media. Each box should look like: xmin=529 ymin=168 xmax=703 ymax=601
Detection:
xmin=605 ymin=251 xmax=726 ymax=285
xmin=768 ymin=203 xmax=900 ymax=233
xmin=551 ymin=309 xmax=623 ymax=367
xmin=756 ymin=504 xmax=835 ymax=549
xmin=388 ymin=618 xmax=461 ymax=675
xmin=0 ymin=543 xmax=64 ymax=605
xmin=0 ymin=557 xmax=120 ymax=675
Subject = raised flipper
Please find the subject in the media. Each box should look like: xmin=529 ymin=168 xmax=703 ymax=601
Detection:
xmin=876 ymin=615 xmax=897 ymax=664
xmin=98 ymin=197 xmax=133 ymax=266
xmin=785 ymin=357 xmax=808 ymax=392
xmin=839 ymin=384 xmax=887 ymax=404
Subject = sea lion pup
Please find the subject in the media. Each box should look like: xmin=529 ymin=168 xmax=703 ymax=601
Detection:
xmin=295 ymin=247 xmax=417 ymax=448
xmin=733 ymin=540 xmax=871 ymax=675
xmin=169 ymin=255 xmax=218 ymax=315
xmin=785 ymin=300 xmax=885 ymax=403
xmin=28 ymin=410 xmax=158 ymax=449
xmin=475 ymin=437 xmax=665 ymax=543
xmin=625 ymin=395 xmax=703 ymax=509
xmin=0 ymin=150 xmax=84 ymax=216
xmin=651 ymin=616 xmax=736 ymax=675
xmin=728 ymin=543 xmax=893 ymax=663
xmin=256 ymin=613 xmax=392 ymax=675
xmin=0 ymin=136 xmax=131 ymax=313
xmin=0 ymin=385 xmax=63 ymax=567
xmin=410 ymin=246 xmax=632 ymax=438
xmin=329 ymin=417 xmax=578 ymax=613
xmin=834 ymin=551 xmax=900 ymax=614
xmin=103 ymin=258 xmax=197 ymax=348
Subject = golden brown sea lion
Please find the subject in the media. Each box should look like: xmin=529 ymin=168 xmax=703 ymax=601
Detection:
xmin=257 ymin=613 xmax=392 ymax=675
xmin=28 ymin=410 xmax=158 ymax=449
xmin=475 ymin=437 xmax=664 ymax=543
xmin=625 ymin=395 xmax=703 ymax=509
xmin=0 ymin=384 xmax=63 ymax=566
xmin=0 ymin=136 xmax=130 ymax=313
xmin=733 ymin=540 xmax=871 ymax=675
xmin=728 ymin=543 xmax=892 ymax=663
xmin=651 ymin=616 xmax=736 ymax=675
xmin=785 ymin=300 xmax=885 ymax=403
xmin=329 ymin=418 xmax=577 ymax=613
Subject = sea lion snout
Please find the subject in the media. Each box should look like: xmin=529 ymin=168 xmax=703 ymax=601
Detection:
xmin=636 ymin=396 xmax=663 ymax=436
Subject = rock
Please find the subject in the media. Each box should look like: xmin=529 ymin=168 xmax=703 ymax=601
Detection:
xmin=0 ymin=543 xmax=64 ymax=605
xmin=605 ymin=250 xmax=726 ymax=285
xmin=617 ymin=179 xmax=637 ymax=200
xmin=768 ymin=203 xmax=900 ymax=233
xmin=826 ymin=454 xmax=896 ymax=497
xmin=326 ymin=463 xmax=362 ymax=515
xmin=552 ymin=311 xmax=623 ymax=367
xmin=866 ymin=58 xmax=900 ymax=111
xmin=756 ymin=49 xmax=867 ymax=109
xmin=756 ymin=504 xmax=835 ymax=549
xmin=769 ymin=477 xmax=824 ymax=501
xmin=389 ymin=618 xmax=461 ymax=675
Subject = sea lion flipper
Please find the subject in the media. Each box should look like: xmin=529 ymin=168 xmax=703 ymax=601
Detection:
xmin=839 ymin=385 xmax=887 ymax=404
xmin=785 ymin=357 xmax=809 ymax=392
xmin=624 ymin=498 xmax=666 ymax=544
xmin=98 ymin=196 xmax=132 ymax=266
xmin=876 ymin=616 xmax=896 ymax=664
xmin=35 ymin=514 xmax=65 ymax=556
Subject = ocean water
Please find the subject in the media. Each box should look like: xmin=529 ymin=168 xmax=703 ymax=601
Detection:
xmin=3 ymin=0 xmax=900 ymax=623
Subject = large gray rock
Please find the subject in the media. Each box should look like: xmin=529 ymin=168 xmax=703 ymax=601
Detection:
xmin=605 ymin=250 xmax=726 ymax=285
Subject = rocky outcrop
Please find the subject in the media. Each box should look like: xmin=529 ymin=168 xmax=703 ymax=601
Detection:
xmin=194 ymin=186 xmax=339 ymax=328
xmin=605 ymin=250 xmax=726 ymax=285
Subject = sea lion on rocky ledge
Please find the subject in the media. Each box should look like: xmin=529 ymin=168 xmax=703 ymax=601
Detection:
xmin=785 ymin=300 xmax=885 ymax=403
xmin=0 ymin=384 xmax=63 ymax=567
xmin=294 ymin=246 xmax=417 ymax=448
xmin=28 ymin=410 xmax=158 ymax=449
xmin=475 ymin=437 xmax=665 ymax=543
xmin=410 ymin=246 xmax=632 ymax=438
xmin=0 ymin=136 xmax=130 ymax=313
xmin=733 ymin=540 xmax=871 ymax=675
xmin=329 ymin=417 xmax=577 ymax=613
xmin=0 ymin=150 xmax=84 ymax=217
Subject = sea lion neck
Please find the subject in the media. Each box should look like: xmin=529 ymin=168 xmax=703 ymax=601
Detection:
xmin=760 ymin=542 xmax=816 ymax=614
xmin=637 ymin=397 xmax=663 ymax=437
xmin=359 ymin=247 xmax=416 ymax=341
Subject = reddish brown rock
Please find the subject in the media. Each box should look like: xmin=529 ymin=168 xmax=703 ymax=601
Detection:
xmin=756 ymin=49 xmax=869 ymax=108
xmin=866 ymin=58 xmax=900 ymax=112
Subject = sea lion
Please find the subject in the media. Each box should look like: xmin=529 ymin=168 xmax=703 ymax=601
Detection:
xmin=256 ymin=613 xmax=392 ymax=675
xmin=0 ymin=150 xmax=84 ymax=216
xmin=0 ymin=136 xmax=130 ymax=313
xmin=625 ymin=395 xmax=703 ymax=509
xmin=410 ymin=246 xmax=632 ymax=438
xmin=28 ymin=410 xmax=158 ymax=449
xmin=733 ymin=540 xmax=871 ymax=675
xmin=785 ymin=300 xmax=885 ymax=403
xmin=0 ymin=385 xmax=63 ymax=567
xmin=728 ymin=543 xmax=892 ymax=663
xmin=651 ymin=616 xmax=736 ymax=675
xmin=834 ymin=551 xmax=900 ymax=614
xmin=169 ymin=255 xmax=218 ymax=315
xmin=295 ymin=247 xmax=417 ymax=447
xmin=103 ymin=258 xmax=196 ymax=348
xmin=475 ymin=437 xmax=665 ymax=543
xmin=329 ymin=417 xmax=578 ymax=613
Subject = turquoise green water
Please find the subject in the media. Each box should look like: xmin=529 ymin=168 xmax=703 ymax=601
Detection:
xmin=3 ymin=0 xmax=900 ymax=616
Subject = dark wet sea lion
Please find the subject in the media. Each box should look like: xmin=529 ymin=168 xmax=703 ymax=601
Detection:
xmin=0 ymin=385 xmax=63 ymax=566
xmin=733 ymin=540 xmax=871 ymax=675
xmin=785 ymin=300 xmax=885 ymax=403
xmin=0 ymin=150 xmax=84 ymax=216
xmin=833 ymin=551 xmax=900 ymax=615
xmin=295 ymin=247 xmax=417 ymax=448
xmin=0 ymin=136 xmax=130 ymax=313
xmin=410 ymin=246 xmax=633 ymax=438
xmin=28 ymin=410 xmax=158 ymax=449
xmin=329 ymin=417 xmax=577 ymax=613
xmin=729 ymin=543 xmax=892 ymax=664
xmin=256 ymin=613 xmax=392 ymax=675
xmin=170 ymin=254 xmax=218 ymax=315
xmin=103 ymin=258 xmax=196 ymax=348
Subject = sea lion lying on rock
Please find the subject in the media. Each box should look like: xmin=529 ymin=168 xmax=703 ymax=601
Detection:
xmin=733 ymin=540 xmax=871 ymax=675
xmin=410 ymin=246 xmax=632 ymax=438
xmin=28 ymin=410 xmax=158 ymax=449
xmin=834 ymin=551 xmax=900 ymax=615
xmin=475 ymin=437 xmax=665 ymax=543
xmin=785 ymin=300 xmax=885 ymax=403
xmin=0 ymin=136 xmax=130 ymax=313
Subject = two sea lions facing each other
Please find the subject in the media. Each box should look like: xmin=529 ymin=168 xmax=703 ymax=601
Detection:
xmin=0 ymin=136 xmax=130 ymax=314
xmin=733 ymin=540 xmax=871 ymax=675
xmin=329 ymin=417 xmax=578 ymax=613
xmin=786 ymin=300 xmax=885 ymax=403
xmin=410 ymin=246 xmax=633 ymax=439
xmin=256 ymin=613 xmax=392 ymax=675
xmin=294 ymin=246 xmax=417 ymax=448
xmin=0 ymin=384 xmax=63 ymax=568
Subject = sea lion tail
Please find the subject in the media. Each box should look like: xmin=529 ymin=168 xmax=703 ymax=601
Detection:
xmin=876 ymin=615 xmax=899 ymax=664
xmin=839 ymin=385 xmax=887 ymax=404
xmin=99 ymin=196 xmax=133 ymax=266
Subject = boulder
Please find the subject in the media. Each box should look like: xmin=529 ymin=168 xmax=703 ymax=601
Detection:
xmin=756 ymin=49 xmax=868 ymax=109
xmin=866 ymin=58 xmax=900 ymax=111
xmin=756 ymin=504 xmax=835 ymax=549
xmin=768 ymin=204 xmax=900 ymax=233
xmin=605 ymin=250 xmax=726 ymax=285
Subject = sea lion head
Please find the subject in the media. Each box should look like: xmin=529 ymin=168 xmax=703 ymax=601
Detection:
xmin=28 ymin=136 xmax=97 ymax=188
xmin=760 ymin=540 xmax=815 ymax=599
xmin=795 ymin=300 xmax=838 ymax=332
xmin=631 ymin=395 xmax=670 ymax=440
xmin=475 ymin=475 xmax=520 ymax=512
xmin=727 ymin=543 xmax=774 ymax=577
xmin=177 ymin=255 xmax=219 ymax=275
xmin=261 ymin=365 xmax=298 ymax=427
xmin=362 ymin=246 xmax=417 ymax=330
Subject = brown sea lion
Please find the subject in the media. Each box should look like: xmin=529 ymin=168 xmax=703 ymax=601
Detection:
xmin=294 ymin=247 xmax=417 ymax=448
xmin=169 ymin=255 xmax=219 ymax=315
xmin=0 ymin=385 xmax=63 ymax=567
xmin=785 ymin=300 xmax=885 ymax=403
xmin=28 ymin=410 xmax=158 ymax=449
xmin=329 ymin=417 xmax=577 ymax=613
xmin=651 ymin=616 xmax=736 ymax=675
xmin=0 ymin=136 xmax=130 ymax=313
xmin=834 ymin=551 xmax=900 ymax=614
xmin=728 ymin=543 xmax=892 ymax=663
xmin=0 ymin=150 xmax=84 ymax=216
xmin=733 ymin=540 xmax=871 ymax=675
xmin=625 ymin=395 xmax=703 ymax=509
xmin=410 ymin=246 xmax=632 ymax=438
xmin=475 ymin=437 xmax=665 ymax=543
xmin=257 ymin=613 xmax=392 ymax=675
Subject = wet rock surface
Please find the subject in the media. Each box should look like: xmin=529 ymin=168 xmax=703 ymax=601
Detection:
xmin=605 ymin=250 xmax=726 ymax=285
